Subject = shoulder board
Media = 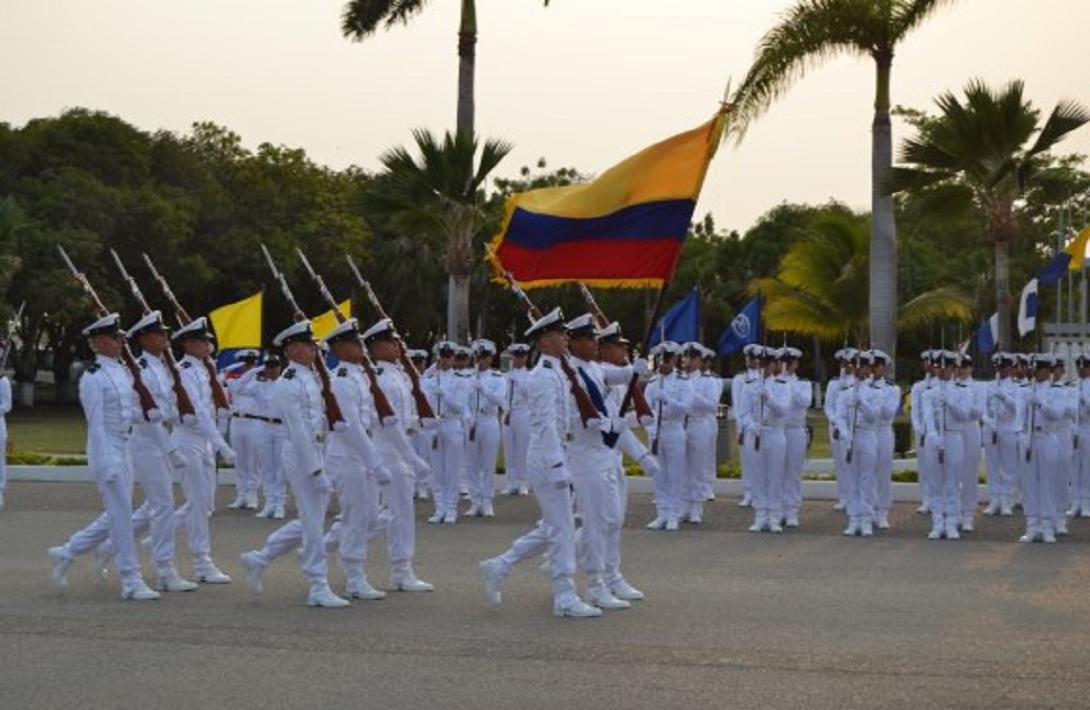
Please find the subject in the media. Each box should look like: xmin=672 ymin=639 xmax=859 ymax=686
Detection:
xmin=87 ymin=362 xmax=101 ymax=374
xmin=1019 ymin=382 xmax=1029 ymax=388
xmin=138 ymin=357 xmax=148 ymax=369
xmin=180 ymin=361 xmax=193 ymax=369
xmin=490 ymin=370 xmax=503 ymax=377
xmin=869 ymin=383 xmax=881 ymax=389
xmin=955 ymin=382 xmax=968 ymax=388
xmin=282 ymin=369 xmax=296 ymax=380
xmin=886 ymin=378 xmax=895 ymax=385
xmin=677 ymin=373 xmax=688 ymax=380
xmin=1052 ymin=383 xmax=1064 ymax=388
xmin=337 ymin=367 xmax=348 ymax=378
xmin=375 ymin=367 xmax=384 ymax=376
xmin=542 ymin=360 xmax=553 ymax=369
xmin=775 ymin=377 xmax=787 ymax=384
xmin=455 ymin=372 xmax=470 ymax=378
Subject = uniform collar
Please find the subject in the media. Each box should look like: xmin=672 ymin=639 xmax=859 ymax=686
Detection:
xmin=95 ymin=353 xmax=122 ymax=368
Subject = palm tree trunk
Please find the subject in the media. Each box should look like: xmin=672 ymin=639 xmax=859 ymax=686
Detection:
xmin=456 ymin=0 xmax=476 ymax=138
xmin=448 ymin=273 xmax=470 ymax=344
xmin=994 ymin=238 xmax=1011 ymax=350
xmin=870 ymin=54 xmax=898 ymax=371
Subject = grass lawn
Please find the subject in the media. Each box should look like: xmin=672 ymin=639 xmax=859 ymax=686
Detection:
xmin=8 ymin=405 xmax=87 ymax=456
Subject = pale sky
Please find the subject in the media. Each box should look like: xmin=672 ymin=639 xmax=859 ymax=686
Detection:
xmin=3 ymin=0 xmax=1089 ymax=232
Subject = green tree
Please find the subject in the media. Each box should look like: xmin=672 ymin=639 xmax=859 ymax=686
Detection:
xmin=749 ymin=209 xmax=972 ymax=343
xmin=341 ymin=0 xmax=550 ymax=141
xmin=891 ymin=79 xmax=1089 ymax=350
xmin=364 ymin=129 xmax=512 ymax=342
xmin=731 ymin=0 xmax=956 ymax=368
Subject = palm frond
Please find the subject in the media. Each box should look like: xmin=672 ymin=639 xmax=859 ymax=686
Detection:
xmin=890 ymin=0 xmax=955 ymax=38
xmin=898 ymin=286 xmax=973 ymax=330
xmin=341 ymin=0 xmax=429 ymax=41
xmin=1027 ymin=99 xmax=1090 ymax=157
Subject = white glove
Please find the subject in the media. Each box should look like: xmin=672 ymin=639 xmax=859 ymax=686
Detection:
xmin=410 ymin=453 xmax=431 ymax=477
xmin=632 ymin=358 xmax=650 ymax=378
xmin=638 ymin=414 xmax=655 ymax=429
xmin=145 ymin=407 xmax=163 ymax=423
xmin=380 ymin=415 xmax=402 ymax=429
xmin=180 ymin=413 xmax=198 ymax=427
xmin=311 ymin=471 xmax=333 ymax=494
xmin=332 ymin=420 xmax=348 ymax=433
xmin=217 ymin=445 xmax=237 ymax=467
xmin=168 ymin=449 xmax=187 ymax=470
xmin=639 ymin=453 xmax=660 ymax=478
xmin=610 ymin=416 xmax=630 ymax=434
xmin=371 ymin=462 xmax=393 ymax=485
xmin=548 ymin=462 xmax=572 ymax=488
xmin=419 ymin=417 xmax=438 ymax=431
xmin=588 ymin=417 xmax=612 ymax=433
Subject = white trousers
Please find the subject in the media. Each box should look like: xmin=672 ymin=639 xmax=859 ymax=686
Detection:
xmin=755 ymin=428 xmax=786 ymax=521
xmin=230 ymin=418 xmax=260 ymax=498
xmin=1073 ymin=426 xmax=1090 ymax=509
xmin=465 ymin=416 xmax=500 ymax=505
xmin=411 ymin=430 xmax=434 ymax=493
xmin=256 ymin=426 xmax=286 ymax=507
xmin=784 ymin=426 xmax=807 ymax=516
xmin=325 ymin=454 xmax=378 ymax=575
xmin=846 ymin=429 xmax=877 ymax=522
xmin=959 ymin=424 xmax=981 ymax=516
xmin=873 ymin=426 xmax=894 ymax=514
xmin=573 ymin=463 xmax=622 ymax=580
xmin=431 ymin=419 xmax=464 ymax=516
xmin=502 ymin=409 xmax=530 ymax=490
xmin=1054 ymin=429 xmax=1073 ymax=518
xmin=1021 ymin=433 xmax=1057 ymax=529
xmin=377 ymin=439 xmax=416 ymax=569
xmin=494 ymin=465 xmax=577 ymax=600
xmin=252 ymin=442 xmax=330 ymax=584
xmin=604 ymin=461 xmax=628 ymax=585
xmin=173 ymin=428 xmax=217 ymax=571
xmin=59 ymin=435 xmax=141 ymax=585
xmin=107 ymin=431 xmax=177 ymax=573
xmin=686 ymin=416 xmax=716 ymax=504
xmin=652 ymin=422 xmax=686 ymax=518
xmin=984 ymin=428 xmax=1019 ymax=506
xmin=0 ymin=433 xmax=6 ymax=491
xmin=740 ymin=421 xmax=757 ymax=498
xmin=831 ymin=424 xmax=849 ymax=504
xmin=928 ymin=432 xmax=963 ymax=525
xmin=915 ymin=427 xmax=931 ymax=508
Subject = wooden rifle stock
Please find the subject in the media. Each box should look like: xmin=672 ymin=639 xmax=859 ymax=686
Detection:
xmin=294 ymin=248 xmax=396 ymax=424
xmin=57 ymin=247 xmax=159 ymax=421
xmin=140 ymin=253 xmax=230 ymax=411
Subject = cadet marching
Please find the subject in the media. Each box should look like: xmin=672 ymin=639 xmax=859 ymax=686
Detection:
xmin=15 ymin=252 xmax=1090 ymax=617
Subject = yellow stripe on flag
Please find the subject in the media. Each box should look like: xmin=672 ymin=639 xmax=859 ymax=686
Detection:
xmin=1066 ymin=226 xmax=1090 ymax=271
xmin=208 ymin=292 xmax=262 ymax=350
xmin=311 ymin=301 xmax=352 ymax=341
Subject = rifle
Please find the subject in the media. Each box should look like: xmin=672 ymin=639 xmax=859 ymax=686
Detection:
xmin=261 ymin=245 xmax=345 ymax=430
xmin=57 ymin=246 xmax=160 ymax=422
xmin=577 ymin=282 xmax=655 ymax=422
xmin=345 ymin=255 xmax=436 ymax=421
xmin=141 ymin=254 xmax=231 ymax=412
xmin=109 ymin=249 xmax=196 ymax=421
xmin=294 ymin=248 xmax=396 ymax=424
xmin=490 ymin=258 xmax=600 ymax=429
xmin=0 ymin=301 xmax=25 ymax=374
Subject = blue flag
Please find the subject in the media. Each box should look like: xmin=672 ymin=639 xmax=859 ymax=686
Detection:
xmin=1037 ymin=253 xmax=1071 ymax=287
xmin=648 ymin=288 xmax=700 ymax=347
xmin=977 ymin=313 xmax=997 ymax=355
xmin=718 ymin=298 xmax=761 ymax=355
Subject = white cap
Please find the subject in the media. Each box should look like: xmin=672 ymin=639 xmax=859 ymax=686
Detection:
xmin=82 ymin=312 xmax=123 ymax=338
xmin=235 ymin=348 xmax=261 ymax=361
xmin=322 ymin=318 xmax=360 ymax=344
xmin=683 ymin=342 xmax=704 ymax=356
xmin=700 ymin=344 xmax=717 ymax=359
xmin=473 ymin=339 xmax=497 ymax=356
xmin=743 ymin=343 xmax=763 ymax=358
xmin=361 ymin=318 xmax=395 ymax=343
xmin=784 ymin=346 xmax=803 ymax=359
xmin=524 ymin=307 xmax=565 ymax=338
xmin=407 ymin=348 xmax=428 ymax=359
xmin=127 ymin=310 xmax=167 ymax=337
xmin=564 ymin=313 xmax=597 ymax=336
xmin=272 ymin=320 xmax=314 ymax=347
xmin=653 ymin=341 xmax=681 ymax=357
xmin=595 ymin=322 xmax=627 ymax=344
xmin=171 ymin=316 xmax=212 ymax=342
xmin=869 ymin=348 xmax=889 ymax=364
xmin=506 ymin=342 xmax=531 ymax=355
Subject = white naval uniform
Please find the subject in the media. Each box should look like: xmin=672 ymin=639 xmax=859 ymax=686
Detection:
xmin=423 ymin=367 xmax=470 ymax=520
xmin=174 ymin=354 xmax=233 ymax=575
xmin=646 ymin=370 xmax=692 ymax=523
xmin=825 ymin=374 xmax=851 ymax=507
xmin=502 ymin=365 xmax=531 ymax=493
xmin=836 ymin=377 xmax=882 ymax=529
xmin=982 ymin=376 xmax=1021 ymax=512
xmin=921 ymin=379 xmax=971 ymax=534
xmin=742 ymin=374 xmax=790 ymax=528
xmin=226 ymin=365 xmax=261 ymax=504
xmin=0 ymin=375 xmax=10 ymax=500
xmin=783 ymin=373 xmax=812 ymax=522
xmin=567 ymin=356 xmax=631 ymax=593
xmin=910 ymin=376 xmax=935 ymax=511
xmin=1053 ymin=382 xmax=1077 ymax=525
xmin=604 ymin=367 xmax=649 ymax=584
xmin=957 ymin=377 xmax=984 ymax=522
xmin=248 ymin=362 xmax=332 ymax=589
xmin=1074 ymin=377 xmax=1090 ymax=516
xmin=465 ymin=367 xmax=506 ymax=509
xmin=488 ymin=354 xmax=582 ymax=605
xmin=732 ymin=370 xmax=756 ymax=502
xmin=232 ymin=369 xmax=286 ymax=510
xmin=1019 ymin=380 xmax=1064 ymax=538
xmin=54 ymin=356 xmax=146 ymax=588
xmin=323 ymin=362 xmax=386 ymax=590
xmin=686 ymin=371 xmax=722 ymax=514
xmin=97 ymin=353 xmax=183 ymax=578
xmin=372 ymin=360 xmax=432 ymax=582
xmin=871 ymin=378 xmax=901 ymax=520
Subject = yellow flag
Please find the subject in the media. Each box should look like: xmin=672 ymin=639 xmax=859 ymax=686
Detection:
xmin=208 ymin=292 xmax=262 ymax=349
xmin=311 ymin=300 xmax=352 ymax=341
xmin=1066 ymin=226 xmax=1090 ymax=271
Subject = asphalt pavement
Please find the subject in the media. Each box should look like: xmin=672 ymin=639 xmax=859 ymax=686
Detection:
xmin=2 ymin=481 xmax=1089 ymax=709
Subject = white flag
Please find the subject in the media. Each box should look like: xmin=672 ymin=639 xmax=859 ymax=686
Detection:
xmin=1018 ymin=278 xmax=1038 ymax=337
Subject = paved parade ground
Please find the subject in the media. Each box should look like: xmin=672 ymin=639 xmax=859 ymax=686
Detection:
xmin=2 ymin=481 xmax=1090 ymax=709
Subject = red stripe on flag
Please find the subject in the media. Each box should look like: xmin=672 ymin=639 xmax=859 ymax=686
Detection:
xmin=497 ymin=239 xmax=683 ymax=283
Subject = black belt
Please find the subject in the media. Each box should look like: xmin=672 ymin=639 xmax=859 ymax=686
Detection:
xmin=234 ymin=412 xmax=282 ymax=424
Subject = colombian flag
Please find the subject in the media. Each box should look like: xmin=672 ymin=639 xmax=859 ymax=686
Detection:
xmin=488 ymin=109 xmax=729 ymax=289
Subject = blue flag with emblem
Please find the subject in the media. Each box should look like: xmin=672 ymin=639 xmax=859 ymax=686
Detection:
xmin=648 ymin=288 xmax=700 ymax=348
xmin=717 ymin=297 xmax=761 ymax=355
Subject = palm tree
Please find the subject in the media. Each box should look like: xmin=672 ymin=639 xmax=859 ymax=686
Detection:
xmin=891 ymin=79 xmax=1089 ymax=350
xmin=731 ymin=0 xmax=956 ymax=368
xmin=341 ymin=0 xmax=550 ymax=140
xmin=364 ymin=129 xmax=512 ymax=342
xmin=749 ymin=210 xmax=972 ymax=343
